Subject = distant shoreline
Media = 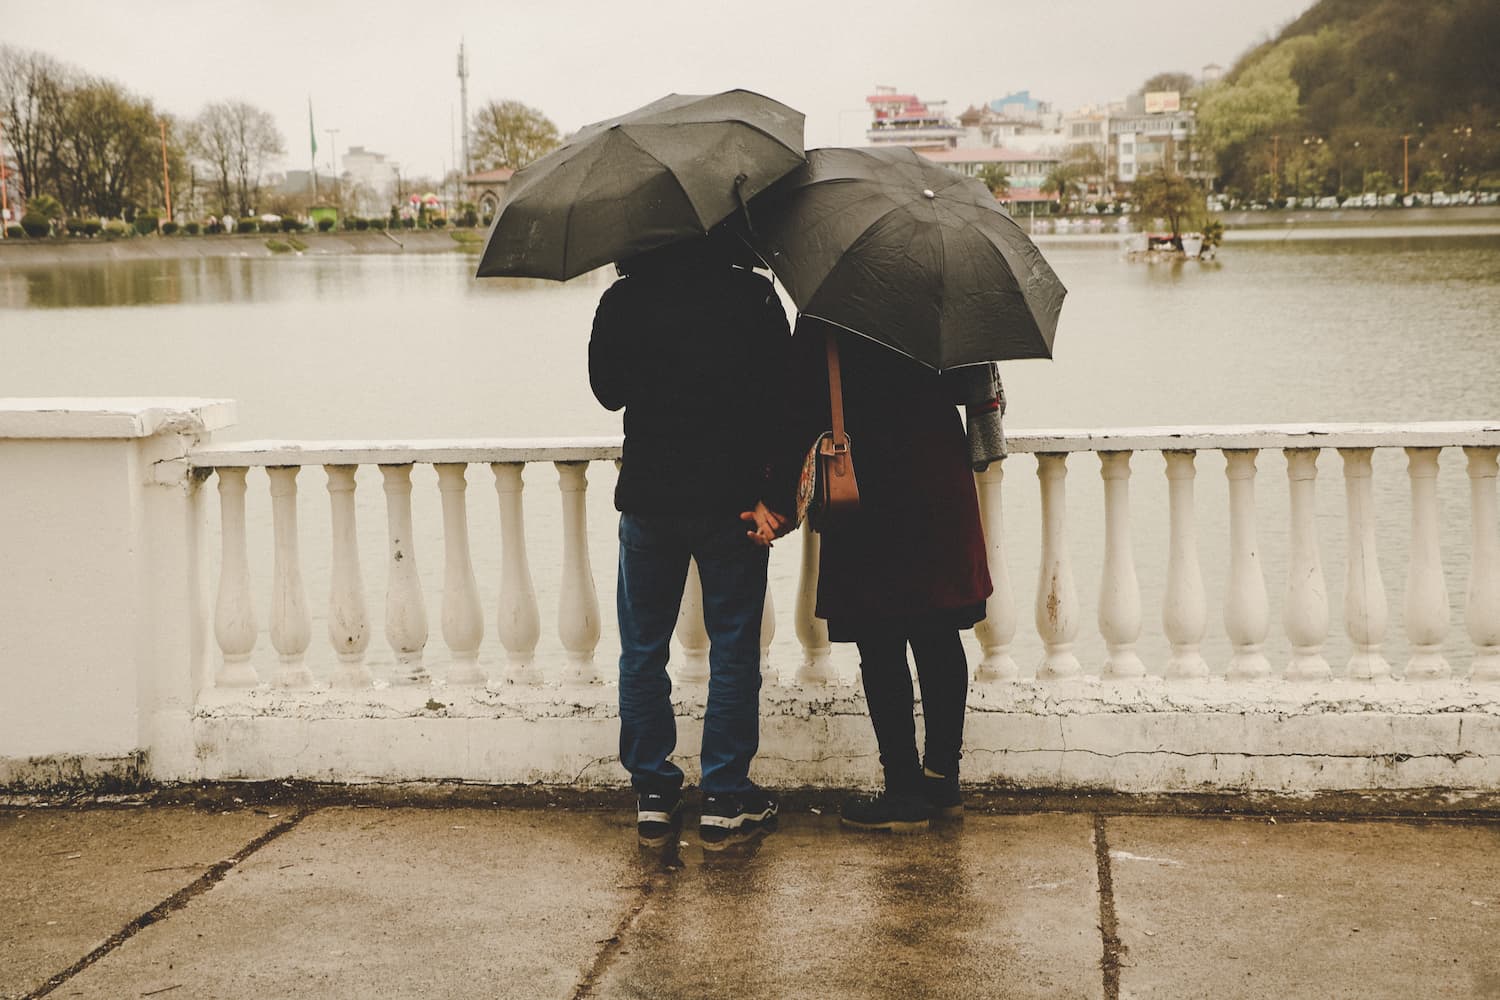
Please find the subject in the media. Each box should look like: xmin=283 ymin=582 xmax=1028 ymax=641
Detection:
xmin=0 ymin=229 xmax=480 ymax=265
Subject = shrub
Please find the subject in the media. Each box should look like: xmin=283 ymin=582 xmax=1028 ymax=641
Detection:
xmin=237 ymin=217 xmax=258 ymax=233
xmin=103 ymin=220 xmax=128 ymax=237
xmin=340 ymin=218 xmax=356 ymax=231
xmin=5 ymin=224 xmax=24 ymax=238
xmin=369 ymin=217 xmax=387 ymax=230
xmin=265 ymin=239 xmax=292 ymax=254
xmin=317 ymin=217 xmax=335 ymax=232
xmin=431 ymin=216 xmax=447 ymax=228
xmin=460 ymin=208 xmax=478 ymax=228
xmin=354 ymin=217 xmax=370 ymax=231
xmin=279 ymin=217 xmax=303 ymax=233
xmin=203 ymin=219 xmax=223 ymax=234
xmin=20 ymin=213 xmax=50 ymax=237
xmin=161 ymin=221 xmax=179 ymax=235
xmin=184 ymin=222 xmax=201 ymax=235
xmin=133 ymin=214 xmax=159 ymax=235
xmin=401 ymin=217 xmax=416 ymax=229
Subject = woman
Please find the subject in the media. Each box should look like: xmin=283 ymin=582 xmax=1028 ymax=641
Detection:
xmin=777 ymin=318 xmax=993 ymax=833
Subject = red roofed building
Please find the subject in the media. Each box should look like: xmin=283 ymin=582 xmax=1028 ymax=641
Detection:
xmin=462 ymin=167 xmax=515 ymax=224
xmin=865 ymin=86 xmax=964 ymax=150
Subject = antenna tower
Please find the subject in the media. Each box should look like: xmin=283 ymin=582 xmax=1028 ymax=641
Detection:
xmin=457 ymin=42 xmax=471 ymax=177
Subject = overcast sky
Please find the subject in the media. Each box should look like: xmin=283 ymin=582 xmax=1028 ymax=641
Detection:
xmin=6 ymin=0 xmax=1313 ymax=181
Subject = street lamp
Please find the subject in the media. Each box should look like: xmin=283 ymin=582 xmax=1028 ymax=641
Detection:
xmin=325 ymin=128 xmax=341 ymax=212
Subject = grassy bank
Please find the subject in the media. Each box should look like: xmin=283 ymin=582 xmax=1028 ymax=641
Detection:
xmin=0 ymin=229 xmax=482 ymax=265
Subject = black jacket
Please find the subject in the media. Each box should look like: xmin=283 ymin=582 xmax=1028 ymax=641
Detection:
xmin=589 ymin=253 xmax=791 ymax=514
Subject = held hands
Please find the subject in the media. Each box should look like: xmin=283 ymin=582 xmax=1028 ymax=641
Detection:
xmin=740 ymin=502 xmax=790 ymax=547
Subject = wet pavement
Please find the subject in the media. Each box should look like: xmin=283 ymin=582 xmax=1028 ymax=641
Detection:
xmin=2 ymin=800 xmax=1498 ymax=999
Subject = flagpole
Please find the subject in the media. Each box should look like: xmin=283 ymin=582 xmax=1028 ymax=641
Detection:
xmin=0 ymin=115 xmax=10 ymax=239
xmin=309 ymin=99 xmax=319 ymax=201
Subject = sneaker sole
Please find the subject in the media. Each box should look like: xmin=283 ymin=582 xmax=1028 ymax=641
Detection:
xmin=840 ymin=816 xmax=930 ymax=834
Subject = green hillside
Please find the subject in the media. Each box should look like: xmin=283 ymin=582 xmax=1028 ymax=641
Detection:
xmin=1196 ymin=0 xmax=1499 ymax=202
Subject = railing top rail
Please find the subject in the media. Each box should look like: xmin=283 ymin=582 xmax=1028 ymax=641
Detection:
xmin=187 ymin=422 xmax=1500 ymax=469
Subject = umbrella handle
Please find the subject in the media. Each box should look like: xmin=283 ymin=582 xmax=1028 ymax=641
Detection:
xmin=733 ymin=173 xmax=756 ymax=235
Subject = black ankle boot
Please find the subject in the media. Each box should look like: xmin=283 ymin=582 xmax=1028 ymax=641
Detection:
xmin=921 ymin=765 xmax=963 ymax=819
xmin=840 ymin=768 xmax=932 ymax=834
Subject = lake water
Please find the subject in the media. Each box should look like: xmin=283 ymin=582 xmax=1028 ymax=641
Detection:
xmin=3 ymin=228 xmax=1499 ymax=680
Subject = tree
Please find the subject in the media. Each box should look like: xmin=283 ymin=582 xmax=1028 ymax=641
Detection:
xmin=976 ymin=163 xmax=1010 ymax=199
xmin=1131 ymin=168 xmax=1207 ymax=247
xmin=1141 ymin=71 xmax=1198 ymax=96
xmin=0 ymin=45 xmax=70 ymax=205
xmin=53 ymin=77 xmax=158 ymax=218
xmin=471 ymin=100 xmax=560 ymax=171
xmin=190 ymin=100 xmax=284 ymax=216
xmin=1040 ymin=166 xmax=1079 ymax=214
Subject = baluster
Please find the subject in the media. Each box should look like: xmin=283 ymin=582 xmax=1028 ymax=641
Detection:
xmin=1097 ymin=452 xmax=1144 ymax=679
xmin=267 ymin=466 xmax=313 ymax=688
xmin=436 ymin=464 xmax=485 ymax=686
xmin=380 ymin=464 xmax=429 ymax=684
xmin=1340 ymin=448 xmax=1390 ymax=680
xmin=556 ymin=461 xmax=601 ymax=683
xmin=760 ymin=587 xmax=776 ymax=681
xmin=1162 ymin=451 xmax=1208 ymax=678
xmin=973 ymin=463 xmax=1018 ymax=681
xmin=1223 ymin=450 xmax=1270 ymax=680
xmin=492 ymin=463 xmax=541 ymax=684
xmin=795 ymin=529 xmax=835 ymax=684
xmin=213 ymin=467 xmax=259 ymax=687
xmin=674 ymin=559 xmax=711 ymax=683
xmin=1035 ymin=453 xmax=1080 ymax=679
xmin=1283 ymin=448 xmax=1331 ymax=680
xmin=1465 ymin=447 xmax=1500 ymax=681
xmin=1404 ymin=447 xmax=1450 ymax=679
xmin=325 ymin=465 xmax=371 ymax=688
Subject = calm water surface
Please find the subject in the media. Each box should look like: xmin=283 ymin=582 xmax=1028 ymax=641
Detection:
xmin=3 ymin=232 xmax=1498 ymax=679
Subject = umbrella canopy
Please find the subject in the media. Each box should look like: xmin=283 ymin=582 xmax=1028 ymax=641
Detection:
xmin=745 ymin=146 xmax=1066 ymax=370
xmin=475 ymin=89 xmax=804 ymax=280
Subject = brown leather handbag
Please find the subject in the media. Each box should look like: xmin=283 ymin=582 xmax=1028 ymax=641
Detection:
xmin=795 ymin=333 xmax=861 ymax=530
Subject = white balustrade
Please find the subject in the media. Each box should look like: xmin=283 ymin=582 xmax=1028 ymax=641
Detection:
xmin=436 ymin=464 xmax=486 ymax=685
xmin=324 ymin=465 xmax=371 ymax=688
xmin=1466 ymin=447 xmax=1500 ymax=681
xmin=1283 ymin=449 xmax=1331 ymax=680
xmin=760 ymin=588 xmax=776 ymax=681
xmin=1223 ymin=450 xmax=1270 ymax=680
xmin=1340 ymin=449 xmax=1391 ymax=681
xmin=1403 ymin=448 xmax=1450 ymax=679
xmin=555 ymin=461 xmax=601 ymax=683
xmin=191 ymin=423 xmax=1500 ymax=698
xmin=1035 ymin=453 xmax=1081 ymax=680
xmin=794 ymin=529 xmax=835 ymax=684
xmin=492 ymin=463 xmax=541 ymax=684
xmin=674 ymin=559 xmax=711 ymax=683
xmin=1097 ymin=452 xmax=1144 ymax=679
xmin=973 ymin=462 xmax=1018 ymax=681
xmin=380 ymin=464 xmax=430 ymax=684
xmin=267 ymin=466 xmax=313 ymax=688
xmin=213 ymin=467 xmax=259 ymax=687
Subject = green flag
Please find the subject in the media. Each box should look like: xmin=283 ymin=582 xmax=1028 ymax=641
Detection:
xmin=308 ymin=99 xmax=318 ymax=158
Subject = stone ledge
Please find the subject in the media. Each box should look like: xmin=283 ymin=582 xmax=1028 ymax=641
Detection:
xmin=0 ymin=398 xmax=236 ymax=439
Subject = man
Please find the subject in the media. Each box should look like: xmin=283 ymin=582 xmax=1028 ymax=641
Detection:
xmin=589 ymin=230 xmax=790 ymax=848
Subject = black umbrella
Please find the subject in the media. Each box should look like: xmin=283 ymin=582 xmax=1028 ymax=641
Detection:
xmin=475 ymin=90 xmax=805 ymax=280
xmin=745 ymin=146 xmax=1066 ymax=370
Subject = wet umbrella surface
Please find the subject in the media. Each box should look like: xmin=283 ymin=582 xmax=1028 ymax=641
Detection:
xmin=745 ymin=146 xmax=1067 ymax=370
xmin=476 ymin=89 xmax=805 ymax=281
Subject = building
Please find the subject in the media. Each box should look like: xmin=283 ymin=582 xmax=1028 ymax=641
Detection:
xmin=865 ymin=86 xmax=965 ymax=150
xmin=916 ymin=147 xmax=1061 ymax=205
xmin=1109 ymin=91 xmax=1200 ymax=185
xmin=341 ymin=146 xmax=399 ymax=217
xmin=462 ymin=168 xmax=514 ymax=224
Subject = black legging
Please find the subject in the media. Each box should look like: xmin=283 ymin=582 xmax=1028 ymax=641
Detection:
xmin=854 ymin=627 xmax=969 ymax=784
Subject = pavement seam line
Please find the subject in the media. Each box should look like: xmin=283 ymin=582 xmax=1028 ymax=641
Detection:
xmin=1093 ymin=813 xmax=1124 ymax=1000
xmin=569 ymin=871 xmax=666 ymax=999
xmin=23 ymin=807 xmax=317 ymax=1000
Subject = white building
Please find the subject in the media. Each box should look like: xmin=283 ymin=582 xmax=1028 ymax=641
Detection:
xmin=341 ymin=146 xmax=400 ymax=217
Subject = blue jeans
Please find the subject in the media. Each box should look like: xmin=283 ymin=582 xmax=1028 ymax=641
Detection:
xmin=616 ymin=512 xmax=768 ymax=796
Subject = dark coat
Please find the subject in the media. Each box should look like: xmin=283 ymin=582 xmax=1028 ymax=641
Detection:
xmin=589 ymin=241 xmax=791 ymax=515
xmin=780 ymin=320 xmax=992 ymax=636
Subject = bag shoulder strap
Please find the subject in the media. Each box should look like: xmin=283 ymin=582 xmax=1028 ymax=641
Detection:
xmin=826 ymin=332 xmax=847 ymax=449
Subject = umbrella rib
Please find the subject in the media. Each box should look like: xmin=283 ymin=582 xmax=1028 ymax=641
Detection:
xmin=615 ymin=129 xmax=721 ymax=231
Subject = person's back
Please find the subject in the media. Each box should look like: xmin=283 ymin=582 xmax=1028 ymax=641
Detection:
xmin=590 ymin=239 xmax=789 ymax=514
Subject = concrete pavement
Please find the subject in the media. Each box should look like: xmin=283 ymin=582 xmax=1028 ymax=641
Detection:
xmin=3 ymin=796 xmax=1498 ymax=999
